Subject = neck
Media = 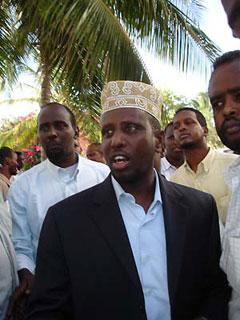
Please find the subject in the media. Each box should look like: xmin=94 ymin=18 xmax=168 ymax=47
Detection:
xmin=166 ymin=155 xmax=184 ymax=168
xmin=49 ymin=153 xmax=78 ymax=168
xmin=120 ymin=170 xmax=156 ymax=213
xmin=0 ymin=168 xmax=11 ymax=180
xmin=184 ymin=144 xmax=209 ymax=172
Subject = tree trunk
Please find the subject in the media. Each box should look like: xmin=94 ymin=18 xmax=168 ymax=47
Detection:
xmin=40 ymin=46 xmax=51 ymax=106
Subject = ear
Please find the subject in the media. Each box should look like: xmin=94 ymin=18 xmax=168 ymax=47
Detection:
xmin=154 ymin=129 xmax=163 ymax=154
xmin=203 ymin=126 xmax=208 ymax=137
xmin=74 ymin=126 xmax=80 ymax=138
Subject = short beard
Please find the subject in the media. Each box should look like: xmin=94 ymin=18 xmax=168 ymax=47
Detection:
xmin=45 ymin=149 xmax=71 ymax=165
xmin=179 ymin=141 xmax=196 ymax=150
xmin=217 ymin=127 xmax=240 ymax=153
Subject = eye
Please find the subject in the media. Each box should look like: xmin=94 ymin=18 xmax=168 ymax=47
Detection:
xmin=211 ymin=99 xmax=224 ymax=113
xmin=185 ymin=119 xmax=195 ymax=125
xmin=102 ymin=128 xmax=113 ymax=138
xmin=234 ymin=91 xmax=240 ymax=103
xmin=39 ymin=123 xmax=50 ymax=132
xmin=173 ymin=123 xmax=179 ymax=130
xmin=125 ymin=123 xmax=138 ymax=133
xmin=54 ymin=121 xmax=68 ymax=130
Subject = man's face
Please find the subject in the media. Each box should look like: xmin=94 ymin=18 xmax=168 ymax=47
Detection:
xmin=164 ymin=124 xmax=184 ymax=160
xmin=221 ymin=0 xmax=240 ymax=38
xmin=209 ymin=60 xmax=240 ymax=152
xmin=38 ymin=105 xmax=76 ymax=164
xmin=101 ymin=108 xmax=161 ymax=185
xmin=173 ymin=110 xmax=207 ymax=149
xmin=86 ymin=145 xmax=105 ymax=163
xmin=8 ymin=151 xmax=18 ymax=175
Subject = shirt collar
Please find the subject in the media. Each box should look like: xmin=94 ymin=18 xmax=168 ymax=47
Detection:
xmin=184 ymin=147 xmax=213 ymax=173
xmin=0 ymin=173 xmax=11 ymax=186
xmin=162 ymin=157 xmax=176 ymax=170
xmin=46 ymin=153 xmax=81 ymax=179
xmin=111 ymin=169 xmax=162 ymax=205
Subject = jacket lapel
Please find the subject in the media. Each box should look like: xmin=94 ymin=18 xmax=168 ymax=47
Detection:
xmin=89 ymin=176 xmax=144 ymax=295
xmin=160 ymin=176 xmax=190 ymax=306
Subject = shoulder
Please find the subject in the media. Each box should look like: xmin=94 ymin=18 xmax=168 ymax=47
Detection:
xmin=162 ymin=177 xmax=215 ymax=210
xmin=212 ymin=150 xmax=238 ymax=164
xmin=9 ymin=161 xmax=46 ymax=194
xmin=49 ymin=177 xmax=109 ymax=214
xmin=170 ymin=164 xmax=186 ymax=181
xmin=78 ymin=156 xmax=110 ymax=176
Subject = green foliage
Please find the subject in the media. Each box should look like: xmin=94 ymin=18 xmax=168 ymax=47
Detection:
xmin=161 ymin=90 xmax=190 ymax=128
xmin=0 ymin=114 xmax=38 ymax=149
xmin=0 ymin=0 xmax=221 ymax=114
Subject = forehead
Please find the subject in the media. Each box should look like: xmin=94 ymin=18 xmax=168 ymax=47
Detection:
xmin=174 ymin=110 xmax=198 ymax=122
xmin=8 ymin=151 xmax=17 ymax=160
xmin=38 ymin=106 xmax=72 ymax=125
xmin=165 ymin=125 xmax=174 ymax=137
xmin=87 ymin=145 xmax=100 ymax=152
xmin=12 ymin=152 xmax=17 ymax=160
xmin=209 ymin=60 xmax=240 ymax=97
xmin=101 ymin=108 xmax=148 ymax=126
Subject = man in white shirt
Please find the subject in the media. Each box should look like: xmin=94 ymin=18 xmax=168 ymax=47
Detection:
xmin=8 ymin=102 xmax=109 ymax=315
xmin=160 ymin=122 xmax=184 ymax=180
xmin=26 ymin=81 xmax=230 ymax=320
xmin=0 ymin=199 xmax=18 ymax=319
xmin=209 ymin=50 xmax=240 ymax=320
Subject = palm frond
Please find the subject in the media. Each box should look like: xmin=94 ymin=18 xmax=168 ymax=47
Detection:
xmin=0 ymin=116 xmax=37 ymax=149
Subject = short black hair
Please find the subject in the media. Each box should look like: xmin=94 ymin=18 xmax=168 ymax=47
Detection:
xmin=87 ymin=142 xmax=102 ymax=152
xmin=0 ymin=147 xmax=14 ymax=165
xmin=164 ymin=122 xmax=173 ymax=134
xmin=213 ymin=50 xmax=240 ymax=71
xmin=39 ymin=102 xmax=78 ymax=130
xmin=174 ymin=107 xmax=207 ymax=128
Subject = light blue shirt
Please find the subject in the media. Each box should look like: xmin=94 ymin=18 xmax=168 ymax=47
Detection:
xmin=111 ymin=171 xmax=171 ymax=320
xmin=8 ymin=155 xmax=110 ymax=273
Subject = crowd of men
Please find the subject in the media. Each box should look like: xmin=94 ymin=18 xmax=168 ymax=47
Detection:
xmin=0 ymin=1 xmax=240 ymax=319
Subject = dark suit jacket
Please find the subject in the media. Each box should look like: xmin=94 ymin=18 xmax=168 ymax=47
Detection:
xmin=26 ymin=175 xmax=230 ymax=320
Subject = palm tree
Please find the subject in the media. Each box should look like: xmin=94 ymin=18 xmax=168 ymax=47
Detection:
xmin=0 ymin=0 xmax=219 ymax=111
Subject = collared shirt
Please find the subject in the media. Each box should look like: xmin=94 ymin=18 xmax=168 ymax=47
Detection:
xmin=160 ymin=157 xmax=177 ymax=180
xmin=0 ymin=173 xmax=11 ymax=202
xmin=0 ymin=174 xmax=12 ymax=236
xmin=111 ymin=172 xmax=170 ymax=320
xmin=171 ymin=148 xmax=237 ymax=224
xmin=221 ymin=156 xmax=240 ymax=320
xmin=0 ymin=202 xmax=18 ymax=319
xmin=8 ymin=155 xmax=110 ymax=273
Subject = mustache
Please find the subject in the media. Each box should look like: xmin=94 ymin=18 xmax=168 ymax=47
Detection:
xmin=220 ymin=118 xmax=240 ymax=131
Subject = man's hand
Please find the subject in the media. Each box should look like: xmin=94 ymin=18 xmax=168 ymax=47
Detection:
xmin=16 ymin=268 xmax=34 ymax=297
xmin=5 ymin=269 xmax=34 ymax=320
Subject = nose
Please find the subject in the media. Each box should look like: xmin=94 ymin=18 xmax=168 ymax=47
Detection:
xmin=223 ymin=95 xmax=238 ymax=118
xmin=110 ymin=130 xmax=126 ymax=149
xmin=46 ymin=125 xmax=58 ymax=138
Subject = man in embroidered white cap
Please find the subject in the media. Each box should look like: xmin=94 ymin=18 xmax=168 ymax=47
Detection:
xmin=26 ymin=81 xmax=230 ymax=320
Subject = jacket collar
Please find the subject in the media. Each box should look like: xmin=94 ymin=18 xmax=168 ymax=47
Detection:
xmin=90 ymin=174 xmax=189 ymax=306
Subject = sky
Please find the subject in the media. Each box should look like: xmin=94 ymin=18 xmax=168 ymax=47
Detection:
xmin=0 ymin=0 xmax=239 ymax=122
xmin=140 ymin=0 xmax=239 ymax=97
